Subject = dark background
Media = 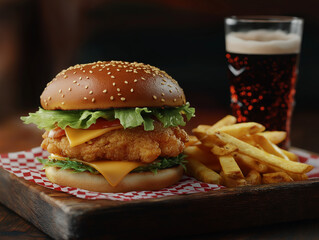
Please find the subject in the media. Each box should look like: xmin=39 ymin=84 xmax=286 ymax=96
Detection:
xmin=0 ymin=0 xmax=319 ymax=120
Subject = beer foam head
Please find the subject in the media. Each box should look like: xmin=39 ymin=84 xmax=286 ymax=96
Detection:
xmin=226 ymin=30 xmax=301 ymax=54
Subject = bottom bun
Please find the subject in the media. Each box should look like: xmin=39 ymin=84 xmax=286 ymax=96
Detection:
xmin=45 ymin=165 xmax=184 ymax=193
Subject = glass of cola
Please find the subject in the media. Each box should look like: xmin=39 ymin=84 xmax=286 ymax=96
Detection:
xmin=225 ymin=16 xmax=303 ymax=148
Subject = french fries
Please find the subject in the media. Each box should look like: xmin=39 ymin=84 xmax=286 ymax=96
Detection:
xmin=258 ymin=131 xmax=287 ymax=145
xmin=262 ymin=172 xmax=293 ymax=184
xmin=185 ymin=115 xmax=313 ymax=188
xmin=245 ymin=170 xmax=262 ymax=185
xmin=186 ymin=158 xmax=222 ymax=184
xmin=215 ymin=132 xmax=313 ymax=174
xmin=184 ymin=145 xmax=221 ymax=171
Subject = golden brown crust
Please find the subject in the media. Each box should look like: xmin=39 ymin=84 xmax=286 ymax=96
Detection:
xmin=45 ymin=165 xmax=184 ymax=193
xmin=41 ymin=123 xmax=188 ymax=163
xmin=40 ymin=61 xmax=186 ymax=110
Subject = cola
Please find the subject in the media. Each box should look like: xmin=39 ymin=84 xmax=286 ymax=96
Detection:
xmin=225 ymin=30 xmax=301 ymax=147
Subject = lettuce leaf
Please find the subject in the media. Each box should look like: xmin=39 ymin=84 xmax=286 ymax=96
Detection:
xmin=37 ymin=154 xmax=187 ymax=174
xmin=21 ymin=103 xmax=195 ymax=131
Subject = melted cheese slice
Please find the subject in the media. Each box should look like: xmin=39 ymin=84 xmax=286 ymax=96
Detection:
xmin=50 ymin=154 xmax=143 ymax=187
xmin=65 ymin=126 xmax=122 ymax=147
xmin=88 ymin=161 xmax=143 ymax=187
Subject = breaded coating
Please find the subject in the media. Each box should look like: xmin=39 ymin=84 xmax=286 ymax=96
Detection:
xmin=41 ymin=122 xmax=188 ymax=163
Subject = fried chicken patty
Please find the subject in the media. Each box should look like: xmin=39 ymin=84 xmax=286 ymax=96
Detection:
xmin=41 ymin=122 xmax=188 ymax=163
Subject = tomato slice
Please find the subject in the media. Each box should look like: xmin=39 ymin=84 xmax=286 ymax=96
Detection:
xmin=48 ymin=127 xmax=66 ymax=138
xmin=87 ymin=119 xmax=121 ymax=130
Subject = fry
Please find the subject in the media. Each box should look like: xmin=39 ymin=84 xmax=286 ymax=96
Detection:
xmin=200 ymin=122 xmax=265 ymax=148
xmin=185 ymin=135 xmax=200 ymax=147
xmin=184 ymin=146 xmax=221 ymax=171
xmin=262 ymin=172 xmax=293 ymax=184
xmin=192 ymin=125 xmax=211 ymax=140
xmin=211 ymin=143 xmax=237 ymax=156
xmin=193 ymin=116 xmax=237 ymax=147
xmin=186 ymin=158 xmax=222 ymax=184
xmin=219 ymin=155 xmax=244 ymax=179
xmin=215 ymin=132 xmax=313 ymax=174
xmin=209 ymin=122 xmax=265 ymax=139
xmin=220 ymin=171 xmax=247 ymax=187
xmin=252 ymin=134 xmax=290 ymax=160
xmin=207 ymin=115 xmax=237 ymax=131
xmin=232 ymin=152 xmax=268 ymax=173
xmin=282 ymin=149 xmax=298 ymax=162
xmin=258 ymin=131 xmax=287 ymax=145
xmin=266 ymin=165 xmax=308 ymax=181
xmin=246 ymin=170 xmax=262 ymax=185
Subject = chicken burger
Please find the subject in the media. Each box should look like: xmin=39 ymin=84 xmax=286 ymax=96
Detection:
xmin=21 ymin=60 xmax=195 ymax=192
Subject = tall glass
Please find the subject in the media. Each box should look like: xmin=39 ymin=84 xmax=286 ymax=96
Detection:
xmin=225 ymin=16 xmax=303 ymax=148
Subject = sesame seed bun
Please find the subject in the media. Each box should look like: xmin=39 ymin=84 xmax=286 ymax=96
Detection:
xmin=45 ymin=165 xmax=184 ymax=193
xmin=41 ymin=61 xmax=186 ymax=110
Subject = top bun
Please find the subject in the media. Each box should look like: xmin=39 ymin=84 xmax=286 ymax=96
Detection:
xmin=40 ymin=61 xmax=186 ymax=110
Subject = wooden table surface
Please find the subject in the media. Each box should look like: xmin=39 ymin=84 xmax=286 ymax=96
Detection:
xmin=0 ymin=108 xmax=319 ymax=240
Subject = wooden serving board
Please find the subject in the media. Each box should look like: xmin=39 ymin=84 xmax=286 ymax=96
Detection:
xmin=1 ymin=156 xmax=319 ymax=240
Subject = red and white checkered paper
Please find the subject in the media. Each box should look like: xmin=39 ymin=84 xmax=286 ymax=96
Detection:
xmin=0 ymin=147 xmax=318 ymax=201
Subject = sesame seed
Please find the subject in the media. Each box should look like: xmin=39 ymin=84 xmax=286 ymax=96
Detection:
xmin=141 ymin=77 xmax=145 ymax=80
xmin=113 ymin=82 xmax=116 ymax=86
xmin=59 ymin=89 xmax=62 ymax=93
xmin=44 ymin=99 xmax=47 ymax=103
xmin=124 ymin=81 xmax=128 ymax=84
xmin=153 ymin=95 xmax=157 ymax=100
xmin=85 ymin=85 xmax=88 ymax=89
xmin=62 ymin=102 xmax=65 ymax=105
xmin=134 ymin=79 xmax=138 ymax=83
xmin=130 ymin=88 xmax=134 ymax=92
xmin=117 ymin=88 xmax=120 ymax=92
xmin=45 ymin=103 xmax=48 ymax=106
xmin=83 ymin=70 xmax=86 ymax=73
xmin=77 ymin=83 xmax=80 ymax=86
xmin=173 ymin=99 xmax=177 ymax=102
xmin=161 ymin=93 xmax=165 ymax=96
xmin=48 ymin=96 xmax=51 ymax=100
xmin=161 ymin=83 xmax=165 ymax=85
xmin=99 ymin=69 xmax=102 ymax=71
xmin=61 ymin=94 xmax=65 ymax=98
xmin=169 ymin=90 xmax=172 ymax=93
xmin=79 ymin=77 xmax=82 ymax=80
xmin=68 ymin=88 xmax=72 ymax=91
xmin=121 ymin=97 xmax=126 ymax=101
xmin=84 ymin=97 xmax=87 ymax=100
xmin=89 ymin=91 xmax=93 ymax=95
xmin=89 ymin=70 xmax=93 ymax=73
xmin=64 ymin=75 xmax=68 ymax=79
xmin=117 ymin=93 xmax=122 ymax=96
xmin=111 ymin=75 xmax=115 ymax=79
xmin=73 ymin=71 xmax=76 ymax=74
xmin=103 ymin=89 xmax=107 ymax=93
xmin=107 ymin=72 xmax=111 ymax=75
xmin=73 ymin=80 xmax=77 ymax=83
xmin=92 ymin=98 xmax=95 ymax=102
xmin=110 ymin=96 xmax=114 ymax=100
xmin=107 ymin=68 xmax=110 ymax=70
xmin=161 ymin=99 xmax=165 ymax=102
xmin=86 ymin=76 xmax=89 ymax=79
xmin=117 ymin=69 xmax=120 ymax=71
